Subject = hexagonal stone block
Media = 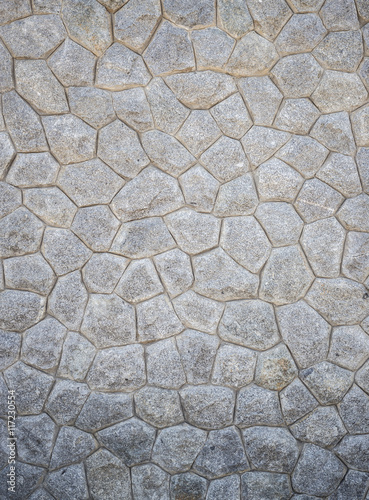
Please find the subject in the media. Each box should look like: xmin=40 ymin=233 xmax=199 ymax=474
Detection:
xmin=246 ymin=0 xmax=292 ymax=40
xmin=71 ymin=205 xmax=119 ymax=252
xmin=179 ymin=165 xmax=219 ymax=213
xmin=0 ymin=291 xmax=46 ymax=332
xmin=134 ymin=386 xmax=184 ymax=428
xmin=136 ymin=294 xmax=183 ymax=342
xmin=275 ymin=13 xmax=326 ymax=55
xmin=295 ymin=179 xmax=344 ymax=223
xmin=4 ymin=254 xmax=55 ymax=296
xmin=235 ymin=384 xmax=283 ymax=427
xmin=76 ymin=392 xmax=133 ymax=432
xmin=212 ymin=344 xmax=257 ymax=389
xmin=255 ymin=158 xmax=303 ymax=202
xmin=69 ymin=86 xmax=115 ymax=129
xmin=191 ymin=27 xmax=235 ymax=70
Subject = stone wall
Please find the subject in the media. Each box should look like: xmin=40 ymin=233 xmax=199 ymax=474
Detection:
xmin=0 ymin=0 xmax=369 ymax=498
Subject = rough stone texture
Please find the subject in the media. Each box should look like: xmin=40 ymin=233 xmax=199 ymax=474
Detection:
xmin=179 ymin=165 xmax=219 ymax=213
xmin=58 ymin=331 xmax=96 ymax=381
xmin=76 ymin=392 xmax=133 ymax=432
xmin=317 ymin=152 xmax=362 ymax=198
xmin=45 ymin=464 xmax=89 ymax=500
xmin=213 ymin=174 xmax=259 ymax=217
xmin=276 ymin=13 xmax=327 ymax=55
xmin=45 ymin=379 xmax=90 ymax=425
xmin=191 ymin=27 xmax=235 ymax=71
xmin=146 ymin=338 xmax=186 ymax=389
xmin=0 ymin=290 xmax=46 ymax=332
xmin=274 ymin=98 xmax=320 ymax=135
xmin=69 ymin=87 xmax=115 ymax=129
xmin=241 ymin=126 xmax=290 ymax=167
xmin=116 ymin=258 xmax=163 ymax=303
xmin=134 ymin=387 xmax=184 ymax=428
xmin=310 ymin=111 xmax=356 ymax=155
xmin=276 ymin=135 xmax=329 ymax=178
xmin=291 ymin=406 xmax=346 ymax=447
xmin=255 ymin=158 xmax=303 ymax=202
xmin=337 ymin=194 xmax=369 ymax=232
xmin=210 ymin=93 xmax=252 ymax=139
xmin=154 ymin=249 xmax=193 ymax=298
xmin=255 ymin=202 xmax=303 ymax=247
xmin=238 ymin=76 xmax=282 ymax=127
xmin=272 ymin=53 xmax=323 ymax=98
xmin=241 ymin=472 xmax=292 ymax=500
xmin=132 ymin=464 xmax=170 ymax=500
xmin=200 ymin=135 xmax=249 ymax=182
xmin=255 ymin=344 xmax=298 ymax=391
xmin=177 ymin=110 xmax=221 ymax=157
xmin=339 ymin=384 xmax=369 ymax=434
xmin=235 ymin=384 xmax=284 ymax=427
xmin=137 ymin=294 xmax=183 ymax=342
xmin=173 ymin=293 xmax=223 ymax=334
xmin=329 ymin=326 xmax=369 ymax=371
xmin=280 ymin=378 xmax=318 ymax=425
xmin=313 ymin=30 xmax=363 ymax=72
xmin=4 ymin=253 xmax=55 ymax=295
xmin=295 ymin=179 xmax=344 ymax=223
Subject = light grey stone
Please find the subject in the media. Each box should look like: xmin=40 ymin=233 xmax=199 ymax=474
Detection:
xmin=177 ymin=110 xmax=221 ymax=157
xmin=276 ymin=135 xmax=329 ymax=178
xmin=48 ymin=39 xmax=96 ymax=87
xmin=0 ymin=133 xmax=15 ymax=179
xmin=4 ymin=253 xmax=55 ymax=296
xmin=276 ymin=13 xmax=326 ymax=55
xmin=212 ymin=344 xmax=256 ymax=389
xmin=173 ymin=291 xmax=223 ymax=336
xmin=3 ymin=91 xmax=47 ymax=153
xmin=45 ymin=380 xmax=90 ymax=425
xmin=81 ymin=293 xmax=135 ymax=348
xmin=238 ymin=76 xmax=283 ymax=126
xmin=241 ymin=472 xmax=292 ymax=500
xmin=72 ymin=205 xmax=119 ymax=252
xmin=255 ymin=202 xmax=303 ymax=247
xmin=132 ymin=464 xmax=170 ymax=500
xmin=69 ymin=87 xmax=115 ymax=129
xmin=357 ymin=359 xmax=369 ymax=394
xmin=320 ymin=0 xmax=359 ymax=30
xmin=17 ymin=413 xmax=56 ymax=467
xmin=135 ymin=386 xmax=184 ymax=428
xmin=329 ymin=470 xmax=369 ymax=500
xmin=274 ymin=98 xmax=320 ymax=135
xmin=360 ymin=59 xmax=369 ymax=91
xmin=111 ymin=166 xmax=184 ymax=222
xmin=0 ymin=330 xmax=20 ymax=371
xmin=114 ymin=0 xmax=161 ymax=52
xmin=329 ymin=326 xmax=369 ymax=370
xmin=0 ymin=41 xmax=13 ymax=93
xmin=146 ymin=77 xmax=189 ymax=135
xmin=154 ymin=249 xmax=193 ymax=298
xmin=24 ymin=187 xmax=77 ymax=228
xmin=241 ymin=126 xmax=290 ymax=167
xmin=310 ymin=111 xmax=356 ymax=155
xmin=0 ymin=0 xmax=31 ymax=25
xmin=288 ymin=0 xmax=324 ymax=11
xmin=87 ymin=345 xmax=145 ymax=391
xmin=206 ymin=475 xmax=240 ymax=500
xmin=98 ymin=119 xmax=149 ymax=178
xmin=142 ymin=130 xmax=195 ymax=176
xmin=191 ymin=27 xmax=235 ymax=70
xmin=255 ymin=158 xmax=303 ymax=202
xmin=292 ymin=444 xmax=346 ymax=497
xmin=163 ymin=0 xmax=215 ymax=28
xmin=58 ymin=331 xmax=96 ymax=381
xmin=313 ymin=30 xmax=363 ymax=72
xmin=246 ymin=0 xmax=292 ymax=40
xmin=218 ymin=0 xmax=253 ymax=38
xmin=48 ymin=271 xmax=88 ymax=330
xmin=317 ymin=153 xmax=361 ymax=198
xmin=306 ymin=278 xmax=369 ymax=325
xmin=337 ymin=194 xmax=369 ymax=232
xmin=111 ymin=218 xmax=176 ymax=258
xmin=0 ymin=207 xmax=44 ymax=258
xmin=21 ymin=317 xmax=66 ymax=373
xmin=260 ymin=245 xmax=314 ymax=305
xmin=76 ymin=391 xmax=133 ymax=432
xmin=295 ymin=179 xmax=344 ymax=223
xmin=280 ymin=378 xmax=318 ymax=425
xmin=235 ymin=384 xmax=283 ymax=427
xmin=214 ymin=174 xmax=259 ymax=217
xmin=137 ymin=294 xmax=183 ymax=342
xmin=45 ymin=464 xmax=89 ymax=500
xmin=193 ymin=247 xmax=259 ymax=301
xmin=4 ymin=362 xmax=53 ymax=414
xmin=352 ymin=104 xmax=369 ymax=147
xmin=255 ymin=344 xmax=297 ymax=390
xmin=146 ymin=338 xmax=186 ymax=389
xmin=82 ymin=253 xmax=128 ymax=294
xmin=97 ymin=417 xmax=155 ymax=466
xmin=144 ymin=21 xmax=195 ymax=76
xmin=0 ymin=14 xmax=66 ymax=58
xmin=113 ymin=88 xmax=153 ymax=132
xmin=271 ymin=53 xmax=323 ymax=97
xmin=220 ymin=299 xmax=280 ymax=350
xmin=86 ymin=449 xmax=132 ymax=500
xmin=116 ymin=259 xmax=163 ymax=304
xmin=342 ymin=232 xmax=369 ymax=282
xmin=277 ymin=301 xmax=331 ymax=368
xmin=364 ymin=24 xmax=369 ymax=55
xmin=300 ymin=361 xmax=354 ymax=404
xmin=153 ymin=423 xmax=207 ymax=473
xmin=50 ymin=426 xmax=97 ymax=469
xmin=179 ymin=165 xmax=219 ymax=213
xmin=177 ymin=329 xmax=219 ymax=384
xmin=58 ymin=159 xmax=124 ymax=207
xmin=0 ymin=290 xmax=45 ymax=332
xmin=291 ymin=406 xmax=346 ymax=447
xmin=200 ymin=135 xmax=249 ymax=182
xmin=180 ymin=385 xmax=235 ymax=429
xmin=339 ymin=384 xmax=369 ymax=434
xmin=97 ymin=0 xmax=126 ymax=12
xmin=335 ymin=435 xmax=369 ymax=471
xmin=42 ymin=228 xmax=92 ymax=275
xmin=357 ymin=0 xmax=369 ymax=21
xmin=227 ymin=31 xmax=279 ymax=76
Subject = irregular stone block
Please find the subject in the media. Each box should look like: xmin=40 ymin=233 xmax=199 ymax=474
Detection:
xmin=134 ymin=386 xmax=184 ymax=428
xmin=76 ymin=392 xmax=133 ymax=432
xmin=58 ymin=332 xmax=96 ymax=381
xmin=69 ymin=86 xmax=115 ymax=129
xmin=329 ymin=326 xmax=369 ymax=371
xmin=115 ymin=259 xmax=163 ymax=304
xmin=0 ymin=290 xmax=45 ymax=332
xmin=146 ymin=338 xmax=186 ymax=389
xmin=45 ymin=380 xmax=90 ymax=425
xmin=132 ymin=464 xmax=170 ymax=500
xmin=291 ymin=406 xmax=346 ymax=447
xmin=154 ymin=249 xmax=193 ymax=298
xmin=137 ymin=294 xmax=183 ymax=342
xmin=235 ymin=384 xmax=283 ymax=427
xmin=191 ymin=27 xmax=235 ymax=70
xmin=4 ymin=254 xmax=55 ymax=296
xmin=280 ymin=378 xmax=318 ymax=425
xmin=82 ymin=253 xmax=128 ymax=294
xmin=71 ymin=205 xmax=120 ymax=252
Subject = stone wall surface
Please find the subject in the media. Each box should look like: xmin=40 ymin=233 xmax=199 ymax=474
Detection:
xmin=1 ymin=0 xmax=369 ymax=498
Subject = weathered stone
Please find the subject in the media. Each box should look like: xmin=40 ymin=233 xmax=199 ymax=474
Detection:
xmin=191 ymin=27 xmax=235 ymax=70
xmin=111 ymin=218 xmax=176 ymax=258
xmin=171 ymin=473 xmax=207 ymax=500
xmin=352 ymin=105 xmax=369 ymax=147
xmin=329 ymin=470 xmax=369 ymax=500
xmin=179 ymin=165 xmax=219 ymax=213
xmin=246 ymin=0 xmax=292 ymax=40
xmin=137 ymin=294 xmax=183 ymax=342
xmin=176 ymin=329 xmax=219 ymax=384
xmin=310 ymin=111 xmax=356 ymax=155
xmin=337 ymin=194 xmax=369 ymax=232
xmin=300 ymin=361 xmax=354 ymax=404
xmin=97 ymin=417 xmax=155 ymax=466
xmin=212 ymin=344 xmax=257 ymax=389
xmin=329 ymin=326 xmax=369 ymax=370
xmin=343 ymin=232 xmax=369 ymax=282
xmin=173 ymin=293 xmax=223 ymax=335
xmin=280 ymin=378 xmax=318 ymax=425
xmin=239 ymin=76 xmax=283 ymax=126
xmin=291 ymin=406 xmax=346 ymax=447
xmin=255 ymin=202 xmax=303 ymax=247
xmin=210 ymin=93 xmax=252 ymax=139
xmin=241 ymin=126 xmax=290 ymax=167
xmin=45 ymin=464 xmax=89 ymax=500
xmin=276 ymin=13 xmax=326 ymax=55
xmin=220 ymin=299 xmax=280 ymax=350
xmin=132 ymin=464 xmax=170 ymax=500
xmin=292 ymin=444 xmax=346 ymax=497
xmin=28 ymin=488 xmax=55 ymax=500
xmin=48 ymin=271 xmax=88 ymax=330
xmin=295 ymin=179 xmax=344 ymax=223
xmin=0 ymin=330 xmax=20 ymax=371
xmin=288 ymin=0 xmax=324 ymax=11
xmin=306 ymin=278 xmax=369 ymax=325
xmin=87 ymin=345 xmax=145 ymax=391
xmin=50 ymin=426 xmax=97 ymax=469
xmin=177 ymin=110 xmax=221 ymax=157
xmin=113 ymin=88 xmax=153 ymax=132
xmin=214 ymin=174 xmax=259 ymax=217
xmin=48 ymin=39 xmax=96 ymax=87
xmin=272 ymin=53 xmax=323 ymax=97
xmin=58 ymin=331 xmax=96 ymax=381
xmin=116 ymin=259 xmax=162 ymax=304
xmin=276 ymin=135 xmax=329 ymax=178
xmin=83 ymin=253 xmax=128 ymax=294
xmin=163 ymin=0 xmax=215 ymax=28
xmin=256 ymin=344 xmax=298 ymax=391
xmin=144 ymin=21 xmax=195 ymax=76
xmin=58 ymin=159 xmax=124 ymax=207
xmin=260 ymin=245 xmax=314 ymax=305
xmin=3 ymin=91 xmax=47 ymax=153
xmin=313 ymin=30 xmax=363 ymax=72
xmin=0 ymin=207 xmax=44 ymax=258
xmin=275 ymin=98 xmax=320 ymax=135
xmin=46 ymin=380 xmax=90 ymax=425
xmin=86 ymin=449 xmax=132 ymax=500
xmin=0 ymin=133 xmax=15 ymax=179
xmin=180 ymin=385 xmax=235 ymax=429
xmin=0 ymin=0 xmax=31 ymax=25
xmin=0 ymin=291 xmax=45 ymax=332
xmin=235 ymin=384 xmax=283 ymax=426
xmin=335 ymin=434 xmax=369 ymax=472
xmin=227 ymin=31 xmax=279 ymax=76
xmin=317 ymin=153 xmax=361 ymax=198
xmin=360 ymin=59 xmax=369 ymax=91
xmin=21 ymin=317 xmax=66 ymax=373
xmin=4 ymin=253 xmax=55 ymax=296
xmin=241 ymin=472 xmax=292 ymax=500
xmin=193 ymin=247 xmax=259 ymax=301
xmin=357 ymin=359 xmax=369 ymax=394
xmin=200 ymin=135 xmax=249 ymax=182
xmin=42 ymin=228 xmax=92 ymax=275
xmin=24 ymin=187 xmax=77 ymax=228
xmin=111 ymin=167 xmax=184 ymax=222
xmin=207 ymin=476 xmax=240 ymax=500
xmin=339 ymin=384 xmax=369 ymax=434
xmin=277 ymin=301 xmax=331 ymax=368
xmin=114 ymin=0 xmax=161 ymax=52
xmin=81 ymin=294 xmax=135 ymax=348
xmin=218 ymin=0 xmax=253 ymax=38
xmin=72 ymin=205 xmax=119 ymax=252
xmin=320 ymin=0 xmax=359 ymax=30
xmin=256 ymin=158 xmax=303 ymax=202
xmin=69 ymin=87 xmax=115 ymax=129
xmin=146 ymin=338 xmax=186 ymax=389
xmin=4 ymin=362 xmax=53 ymax=414
xmin=76 ymin=392 xmax=133 ymax=431
xmin=0 ymin=14 xmax=66 ymax=58
xmin=135 ymin=387 xmax=184 ymax=428
xmin=0 ymin=41 xmax=13 ymax=92
xmin=154 ymin=249 xmax=193 ymax=298
xmin=97 ymin=0 xmax=126 ymax=12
